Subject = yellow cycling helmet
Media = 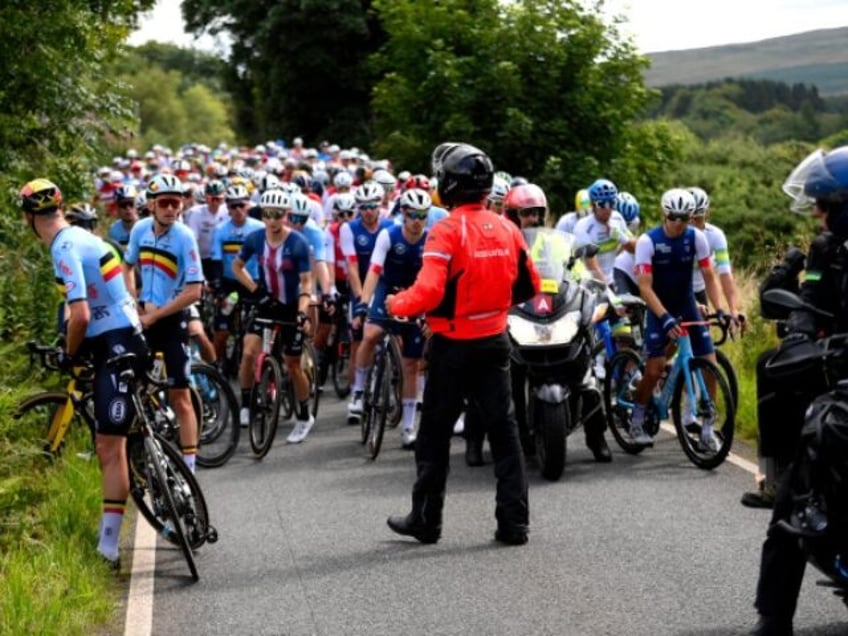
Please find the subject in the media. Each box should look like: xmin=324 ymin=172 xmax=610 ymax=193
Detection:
xmin=20 ymin=178 xmax=63 ymax=214
xmin=574 ymin=188 xmax=591 ymax=214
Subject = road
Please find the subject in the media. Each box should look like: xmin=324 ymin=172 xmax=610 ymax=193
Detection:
xmin=127 ymin=395 xmax=848 ymax=636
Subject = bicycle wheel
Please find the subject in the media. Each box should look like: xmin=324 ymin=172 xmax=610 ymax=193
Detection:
xmin=302 ymin=340 xmax=321 ymax=418
xmin=714 ymin=348 xmax=739 ymax=414
xmin=14 ymin=391 xmax=91 ymax=458
xmin=367 ymin=353 xmax=391 ymax=460
xmin=190 ymin=362 xmax=240 ymax=468
xmin=332 ymin=333 xmax=352 ymax=399
xmin=671 ymin=357 xmax=735 ymax=469
xmin=142 ymin=433 xmax=198 ymax=581
xmin=360 ymin=363 xmax=375 ymax=445
xmin=127 ymin=432 xmax=212 ymax=551
xmin=250 ymin=357 xmax=283 ymax=458
xmin=603 ymin=349 xmax=650 ymax=455
xmin=387 ymin=337 xmax=404 ymax=429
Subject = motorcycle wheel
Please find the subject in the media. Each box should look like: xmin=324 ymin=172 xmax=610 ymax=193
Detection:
xmin=535 ymin=400 xmax=568 ymax=481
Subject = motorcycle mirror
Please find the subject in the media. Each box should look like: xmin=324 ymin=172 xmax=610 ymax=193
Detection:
xmin=762 ymin=289 xmax=834 ymax=319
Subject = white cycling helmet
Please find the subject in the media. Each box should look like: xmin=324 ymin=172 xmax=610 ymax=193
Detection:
xmin=488 ymin=177 xmax=510 ymax=203
xmin=661 ymin=188 xmax=696 ymax=216
xmin=372 ymin=169 xmax=396 ymax=191
xmin=225 ymin=184 xmax=250 ymax=201
xmin=289 ymin=193 xmax=311 ymax=219
xmin=259 ymin=173 xmax=281 ymax=193
xmin=333 ymin=192 xmax=357 ymax=215
xmin=354 ymin=181 xmax=384 ymax=204
xmin=146 ymin=173 xmax=183 ymax=197
xmin=260 ymin=189 xmax=290 ymax=210
xmin=400 ymin=188 xmax=432 ymax=212
xmin=333 ymin=171 xmax=353 ymax=189
xmin=688 ymin=186 xmax=710 ymax=217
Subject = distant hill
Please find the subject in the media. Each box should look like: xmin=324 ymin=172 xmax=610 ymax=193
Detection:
xmin=644 ymin=26 xmax=848 ymax=96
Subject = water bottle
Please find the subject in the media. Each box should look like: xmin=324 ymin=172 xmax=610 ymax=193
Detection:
xmin=654 ymin=364 xmax=670 ymax=398
xmin=221 ymin=291 xmax=239 ymax=317
xmin=152 ymin=352 xmax=165 ymax=382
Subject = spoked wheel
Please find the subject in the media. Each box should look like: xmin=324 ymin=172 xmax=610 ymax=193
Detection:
xmin=250 ymin=357 xmax=282 ymax=459
xmin=302 ymin=341 xmax=321 ymax=418
xmin=127 ymin=432 xmax=212 ymax=551
xmin=14 ymin=391 xmax=90 ymax=459
xmin=604 ymin=349 xmax=651 ymax=455
xmin=332 ymin=337 xmax=351 ymax=399
xmin=672 ymin=357 xmax=734 ymax=469
xmin=366 ymin=356 xmax=390 ymax=460
xmin=190 ymin=362 xmax=240 ymax=468
xmin=714 ymin=348 xmax=739 ymax=414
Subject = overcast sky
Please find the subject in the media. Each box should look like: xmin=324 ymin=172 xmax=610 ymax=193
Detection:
xmin=129 ymin=0 xmax=848 ymax=54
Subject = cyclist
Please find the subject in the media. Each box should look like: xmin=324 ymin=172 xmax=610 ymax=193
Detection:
xmin=21 ymin=178 xmax=146 ymax=567
xmin=688 ymin=186 xmax=746 ymax=332
xmin=340 ymin=181 xmax=394 ymax=423
xmin=486 ymin=175 xmax=510 ymax=215
xmin=124 ymin=173 xmax=203 ymax=473
xmin=108 ymin=185 xmax=139 ymax=250
xmin=186 ymin=179 xmax=229 ymax=280
xmin=612 ymin=192 xmax=642 ymax=297
xmin=287 ymin=192 xmax=333 ymax=309
xmin=233 ymin=189 xmax=316 ymax=444
xmin=628 ymin=188 xmax=728 ymax=448
xmin=324 ymin=170 xmax=353 ymax=223
xmin=355 ymin=188 xmax=430 ymax=448
xmin=209 ymin=184 xmax=264 ymax=385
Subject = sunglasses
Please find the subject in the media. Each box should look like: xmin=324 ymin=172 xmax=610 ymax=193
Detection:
xmin=289 ymin=213 xmax=309 ymax=224
xmin=207 ymin=196 xmax=225 ymax=202
xmin=518 ymin=208 xmax=541 ymax=218
xmin=335 ymin=209 xmax=354 ymax=218
xmin=593 ymin=200 xmax=614 ymax=209
xmin=118 ymin=201 xmax=135 ymax=208
xmin=666 ymin=212 xmax=690 ymax=222
xmin=404 ymin=210 xmax=428 ymax=221
xmin=262 ymin=209 xmax=287 ymax=220
xmin=227 ymin=201 xmax=247 ymax=209
xmin=358 ymin=203 xmax=379 ymax=211
xmin=155 ymin=197 xmax=181 ymax=209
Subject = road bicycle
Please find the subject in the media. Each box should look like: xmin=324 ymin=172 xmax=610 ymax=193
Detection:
xmin=603 ymin=315 xmax=735 ymax=469
xmin=317 ymin=295 xmax=352 ymax=399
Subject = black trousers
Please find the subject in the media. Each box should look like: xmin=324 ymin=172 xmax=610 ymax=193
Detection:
xmin=413 ymin=332 xmax=529 ymax=529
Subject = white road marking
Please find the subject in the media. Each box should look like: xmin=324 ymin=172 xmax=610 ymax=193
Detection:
xmin=659 ymin=421 xmax=758 ymax=474
xmin=124 ymin=515 xmax=156 ymax=636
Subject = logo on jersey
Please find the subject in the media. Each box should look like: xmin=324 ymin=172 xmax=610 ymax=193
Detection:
xmin=393 ymin=243 xmax=408 ymax=255
xmin=356 ymin=234 xmax=370 ymax=247
xmin=108 ymin=397 xmax=128 ymax=424
xmin=656 ymin=243 xmax=672 ymax=254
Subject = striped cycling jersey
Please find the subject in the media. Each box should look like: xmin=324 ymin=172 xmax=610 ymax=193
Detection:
xmin=125 ymin=217 xmax=204 ymax=308
xmin=52 ymin=226 xmax=140 ymax=337
xmin=239 ymin=230 xmax=311 ymax=305
xmin=692 ymin=222 xmax=732 ymax=293
xmin=573 ymin=211 xmax=633 ymax=284
xmin=339 ymin=217 xmax=394 ymax=283
xmin=212 ymin=217 xmax=264 ymax=281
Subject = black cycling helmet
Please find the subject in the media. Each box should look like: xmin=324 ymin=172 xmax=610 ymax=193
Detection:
xmin=65 ymin=202 xmax=99 ymax=230
xmin=435 ymin=143 xmax=494 ymax=208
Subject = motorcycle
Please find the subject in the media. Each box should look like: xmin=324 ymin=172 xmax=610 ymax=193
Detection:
xmin=507 ymin=228 xmax=609 ymax=481
xmin=761 ymin=289 xmax=848 ymax=606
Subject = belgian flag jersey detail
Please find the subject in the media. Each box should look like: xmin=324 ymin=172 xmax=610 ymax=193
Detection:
xmin=50 ymin=226 xmax=140 ymax=338
xmin=211 ymin=217 xmax=264 ymax=281
xmin=125 ymin=217 xmax=204 ymax=308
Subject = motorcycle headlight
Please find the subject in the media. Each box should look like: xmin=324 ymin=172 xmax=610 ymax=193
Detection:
xmin=508 ymin=311 xmax=581 ymax=346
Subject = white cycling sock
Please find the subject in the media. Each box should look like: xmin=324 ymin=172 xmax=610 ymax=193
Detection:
xmin=402 ymin=399 xmax=417 ymax=431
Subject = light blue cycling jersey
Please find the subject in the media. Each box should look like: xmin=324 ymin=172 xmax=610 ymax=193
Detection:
xmin=108 ymin=219 xmax=133 ymax=248
xmin=295 ymin=218 xmax=328 ymax=262
xmin=212 ymin=217 xmax=264 ymax=280
xmin=125 ymin=217 xmax=204 ymax=308
xmin=52 ymin=226 xmax=140 ymax=338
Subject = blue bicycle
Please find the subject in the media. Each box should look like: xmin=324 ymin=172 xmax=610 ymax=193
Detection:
xmin=603 ymin=316 xmax=735 ymax=469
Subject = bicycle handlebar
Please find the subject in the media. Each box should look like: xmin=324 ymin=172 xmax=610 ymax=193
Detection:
xmin=678 ymin=313 xmax=731 ymax=346
xmin=26 ymin=340 xmax=94 ymax=382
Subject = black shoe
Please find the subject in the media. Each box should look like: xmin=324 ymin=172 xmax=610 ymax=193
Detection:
xmin=741 ymin=487 xmax=775 ymax=510
xmin=494 ymin=526 xmax=528 ymax=546
xmin=387 ymin=515 xmax=440 ymax=544
xmin=749 ymin=614 xmax=793 ymax=635
xmin=586 ymin=435 xmax=612 ymax=463
xmin=465 ymin=441 xmax=485 ymax=467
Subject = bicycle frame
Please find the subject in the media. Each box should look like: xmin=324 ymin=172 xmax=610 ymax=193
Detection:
xmin=650 ymin=325 xmax=710 ymax=423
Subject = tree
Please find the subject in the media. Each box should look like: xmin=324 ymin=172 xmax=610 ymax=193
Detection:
xmin=369 ymin=0 xmax=653 ymax=212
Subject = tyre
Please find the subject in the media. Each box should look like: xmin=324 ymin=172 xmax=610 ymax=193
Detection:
xmin=143 ymin=434 xmax=198 ymax=581
xmin=714 ymin=348 xmax=739 ymax=414
xmin=387 ymin=338 xmax=404 ymax=429
xmin=367 ymin=355 xmax=391 ymax=460
xmin=250 ymin=357 xmax=282 ymax=458
xmin=189 ymin=362 xmax=240 ymax=468
xmin=279 ymin=368 xmax=295 ymax=422
xmin=534 ymin=400 xmax=568 ymax=481
xmin=603 ymin=349 xmax=650 ymax=455
xmin=671 ymin=357 xmax=734 ymax=469
xmin=360 ymin=363 xmax=375 ymax=445
xmin=302 ymin=341 xmax=321 ymax=418
xmin=332 ymin=335 xmax=351 ymax=399
xmin=14 ymin=391 xmax=91 ymax=458
xmin=127 ymin=432 xmax=211 ymax=552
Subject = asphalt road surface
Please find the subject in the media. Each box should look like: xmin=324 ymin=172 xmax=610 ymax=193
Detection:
xmin=134 ymin=393 xmax=848 ymax=636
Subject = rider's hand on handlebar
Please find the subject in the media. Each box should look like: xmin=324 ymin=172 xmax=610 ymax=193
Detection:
xmin=730 ymin=312 xmax=747 ymax=337
xmin=56 ymin=349 xmax=78 ymax=374
xmin=660 ymin=312 xmax=682 ymax=339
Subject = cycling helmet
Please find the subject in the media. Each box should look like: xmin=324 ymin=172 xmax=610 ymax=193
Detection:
xmin=688 ymin=186 xmax=710 ymax=217
xmin=488 ymin=176 xmax=510 ymax=203
xmin=575 ymin=188 xmax=591 ymax=213
xmin=661 ymin=188 xmax=696 ymax=216
xmin=259 ymin=189 xmax=290 ymax=210
xmin=510 ymin=176 xmax=528 ymax=187
xmin=289 ymin=193 xmax=311 ymax=221
xmin=65 ymin=202 xmax=98 ymax=228
xmin=615 ymin=192 xmax=641 ymax=225
xmin=134 ymin=190 xmax=147 ymax=211
xmin=192 ymin=186 xmax=206 ymax=205
xmin=146 ymin=173 xmax=183 ymax=197
xmin=259 ymin=173 xmax=281 ymax=193
xmin=292 ymin=171 xmax=311 ymax=190
xmin=236 ymin=166 xmax=255 ymax=182
xmin=333 ymin=192 xmax=357 ymax=215
xmin=397 ymin=170 xmax=411 ymax=183
xmin=400 ymin=188 xmax=432 ymax=212
xmin=312 ymin=169 xmax=329 ymax=186
xmin=435 ymin=143 xmax=494 ymax=207
xmin=281 ymin=182 xmax=301 ymax=195
xmin=20 ymin=178 xmax=63 ymax=214
xmin=373 ymin=169 xmax=396 ymax=192
xmin=225 ymin=184 xmax=250 ymax=202
xmin=494 ymin=171 xmax=513 ymax=185
xmin=114 ymin=184 xmax=138 ymax=203
xmin=205 ymin=179 xmax=226 ymax=196
xmin=334 ymin=171 xmax=353 ymax=189
xmin=354 ymin=181 xmax=384 ymax=204
xmin=405 ymin=174 xmax=431 ymax=192
xmin=588 ymin=178 xmax=618 ymax=204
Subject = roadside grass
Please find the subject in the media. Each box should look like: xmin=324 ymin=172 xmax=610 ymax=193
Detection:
xmin=0 ymin=359 xmax=125 ymax=636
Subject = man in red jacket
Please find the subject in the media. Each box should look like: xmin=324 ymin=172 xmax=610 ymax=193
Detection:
xmin=386 ymin=143 xmax=541 ymax=546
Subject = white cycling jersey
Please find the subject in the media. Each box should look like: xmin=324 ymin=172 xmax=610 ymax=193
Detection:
xmin=573 ymin=210 xmax=633 ymax=284
xmin=692 ymin=222 xmax=732 ymax=293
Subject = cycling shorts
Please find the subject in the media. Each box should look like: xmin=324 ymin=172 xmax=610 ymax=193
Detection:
xmin=246 ymin=302 xmax=305 ymax=357
xmin=142 ymin=308 xmax=191 ymax=388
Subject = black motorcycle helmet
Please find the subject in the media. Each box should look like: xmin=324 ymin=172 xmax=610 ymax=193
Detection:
xmin=435 ymin=143 xmax=494 ymax=209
